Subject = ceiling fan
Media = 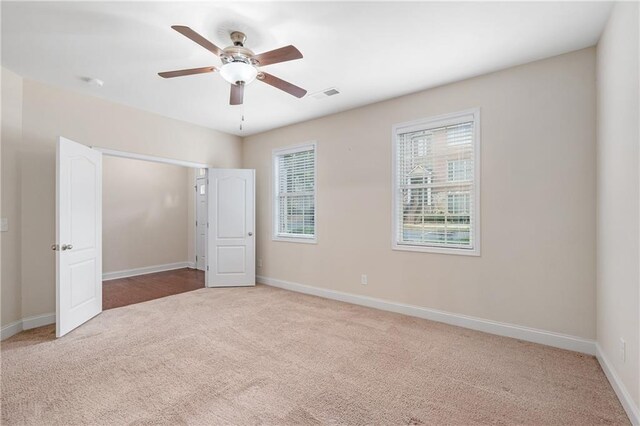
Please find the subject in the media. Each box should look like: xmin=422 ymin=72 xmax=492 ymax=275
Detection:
xmin=159 ymin=26 xmax=307 ymax=105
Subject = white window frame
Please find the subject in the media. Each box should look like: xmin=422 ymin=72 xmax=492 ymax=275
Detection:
xmin=272 ymin=141 xmax=318 ymax=244
xmin=391 ymin=108 xmax=481 ymax=256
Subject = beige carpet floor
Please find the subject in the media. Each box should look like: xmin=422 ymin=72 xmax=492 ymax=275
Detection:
xmin=1 ymin=285 xmax=629 ymax=425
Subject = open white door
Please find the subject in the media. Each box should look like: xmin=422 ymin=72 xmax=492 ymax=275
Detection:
xmin=56 ymin=137 xmax=102 ymax=337
xmin=207 ymin=169 xmax=255 ymax=287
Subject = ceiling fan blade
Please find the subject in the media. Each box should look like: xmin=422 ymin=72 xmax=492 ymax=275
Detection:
xmin=158 ymin=66 xmax=217 ymax=79
xmin=230 ymin=84 xmax=244 ymax=105
xmin=258 ymin=72 xmax=307 ymax=98
xmin=171 ymin=25 xmax=224 ymax=57
xmin=252 ymin=45 xmax=303 ymax=66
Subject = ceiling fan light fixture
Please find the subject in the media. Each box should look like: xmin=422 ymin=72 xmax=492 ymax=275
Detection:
xmin=219 ymin=61 xmax=257 ymax=86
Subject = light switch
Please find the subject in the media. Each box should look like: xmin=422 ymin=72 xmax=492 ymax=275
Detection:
xmin=0 ymin=218 xmax=8 ymax=232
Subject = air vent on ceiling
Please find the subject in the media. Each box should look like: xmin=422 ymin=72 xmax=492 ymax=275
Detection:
xmin=310 ymin=87 xmax=340 ymax=100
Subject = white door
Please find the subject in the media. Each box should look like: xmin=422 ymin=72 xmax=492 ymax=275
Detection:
xmin=207 ymin=169 xmax=255 ymax=287
xmin=56 ymin=137 xmax=102 ymax=337
xmin=195 ymin=176 xmax=207 ymax=271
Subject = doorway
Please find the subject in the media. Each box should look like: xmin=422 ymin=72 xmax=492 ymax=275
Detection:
xmin=55 ymin=138 xmax=255 ymax=337
xmin=100 ymin=155 xmax=208 ymax=310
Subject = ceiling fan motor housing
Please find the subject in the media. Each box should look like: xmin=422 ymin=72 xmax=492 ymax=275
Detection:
xmin=221 ymin=46 xmax=255 ymax=63
xmin=220 ymin=32 xmax=257 ymax=68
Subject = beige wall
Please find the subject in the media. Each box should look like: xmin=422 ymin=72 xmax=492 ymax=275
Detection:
xmin=243 ymin=48 xmax=597 ymax=339
xmin=103 ymin=156 xmax=191 ymax=274
xmin=596 ymin=2 xmax=640 ymax=408
xmin=1 ymin=69 xmax=24 ymax=326
xmin=0 ymin=76 xmax=241 ymax=326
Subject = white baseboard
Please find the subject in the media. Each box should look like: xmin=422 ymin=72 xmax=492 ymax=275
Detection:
xmin=596 ymin=343 xmax=640 ymax=425
xmin=0 ymin=320 xmax=22 ymax=341
xmin=256 ymin=275 xmax=596 ymax=355
xmin=1 ymin=312 xmax=55 ymax=341
xmin=103 ymin=261 xmax=195 ymax=281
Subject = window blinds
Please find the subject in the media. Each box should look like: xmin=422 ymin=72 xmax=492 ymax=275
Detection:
xmin=275 ymin=145 xmax=316 ymax=238
xmin=395 ymin=118 xmax=476 ymax=250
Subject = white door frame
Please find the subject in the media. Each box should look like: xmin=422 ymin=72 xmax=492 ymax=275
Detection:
xmin=92 ymin=147 xmax=211 ymax=169
xmin=194 ymin=172 xmax=208 ymax=271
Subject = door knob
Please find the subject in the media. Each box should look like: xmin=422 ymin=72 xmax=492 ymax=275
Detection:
xmin=51 ymin=244 xmax=59 ymax=251
xmin=248 ymin=232 xmax=253 ymax=236
xmin=62 ymin=244 xmax=73 ymax=251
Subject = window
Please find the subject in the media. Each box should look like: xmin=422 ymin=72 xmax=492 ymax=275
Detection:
xmin=392 ymin=109 xmax=480 ymax=255
xmin=273 ymin=142 xmax=317 ymax=243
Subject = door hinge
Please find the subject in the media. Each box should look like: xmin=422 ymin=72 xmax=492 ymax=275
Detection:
xmin=207 ymin=222 xmax=209 ymax=228
xmin=196 ymin=255 xmax=198 ymax=261
xmin=195 ymin=220 xmax=198 ymax=226
xmin=207 ymin=266 xmax=209 ymax=271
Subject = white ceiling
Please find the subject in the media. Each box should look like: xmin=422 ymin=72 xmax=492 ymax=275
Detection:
xmin=1 ymin=1 xmax=612 ymax=136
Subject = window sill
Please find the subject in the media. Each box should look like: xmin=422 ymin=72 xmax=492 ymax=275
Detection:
xmin=273 ymin=236 xmax=318 ymax=245
xmin=392 ymin=243 xmax=480 ymax=256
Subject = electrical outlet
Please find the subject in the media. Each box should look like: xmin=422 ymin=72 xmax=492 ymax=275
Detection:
xmin=620 ymin=338 xmax=626 ymax=362
xmin=257 ymin=259 xmax=263 ymax=268
xmin=0 ymin=218 xmax=7 ymax=232
xmin=361 ymin=274 xmax=367 ymax=285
